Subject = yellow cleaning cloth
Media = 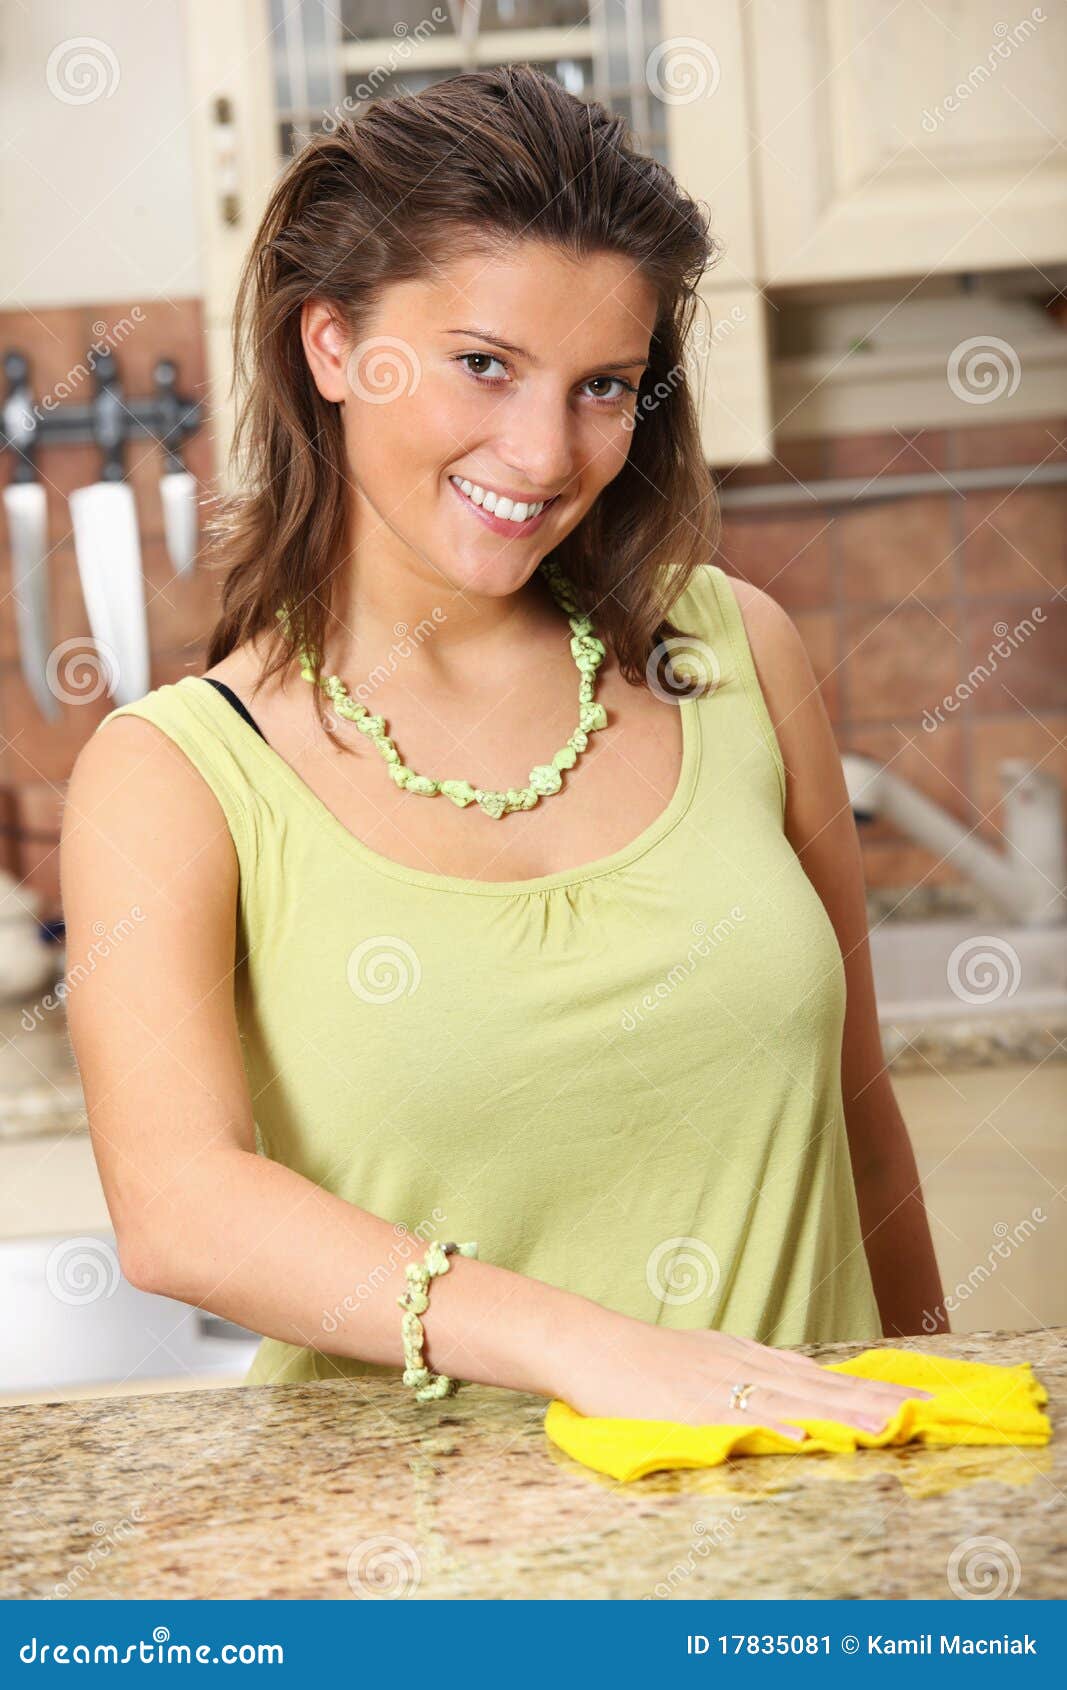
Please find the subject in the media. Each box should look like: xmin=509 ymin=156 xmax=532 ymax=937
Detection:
xmin=543 ymin=1348 xmax=1051 ymax=1483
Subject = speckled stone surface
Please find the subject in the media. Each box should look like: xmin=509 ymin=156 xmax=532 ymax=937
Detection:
xmin=1 ymin=1327 xmax=1063 ymax=1600
xmin=883 ymin=1013 xmax=1067 ymax=1072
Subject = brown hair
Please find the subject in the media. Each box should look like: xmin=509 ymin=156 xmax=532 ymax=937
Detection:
xmin=205 ymin=62 xmax=724 ymax=706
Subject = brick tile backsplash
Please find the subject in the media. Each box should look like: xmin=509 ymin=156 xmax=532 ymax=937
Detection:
xmin=961 ymin=486 xmax=1067 ymax=596
xmin=0 ymin=297 xmax=1064 ymax=907
xmin=837 ymin=493 xmax=956 ymax=604
xmin=718 ymin=415 xmax=1067 ymax=888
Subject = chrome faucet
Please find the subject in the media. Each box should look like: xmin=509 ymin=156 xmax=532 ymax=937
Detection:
xmin=842 ymin=754 xmax=1067 ymax=928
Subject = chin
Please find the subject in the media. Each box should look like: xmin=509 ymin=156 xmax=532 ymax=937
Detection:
xmin=446 ymin=553 xmax=540 ymax=598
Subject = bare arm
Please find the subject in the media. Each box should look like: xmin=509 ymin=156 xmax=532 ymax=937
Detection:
xmin=730 ymin=579 xmax=948 ymax=1337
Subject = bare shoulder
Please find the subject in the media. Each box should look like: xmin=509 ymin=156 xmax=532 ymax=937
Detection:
xmin=718 ymin=573 xmax=820 ymax=730
xmin=63 ymin=710 xmax=237 ymax=905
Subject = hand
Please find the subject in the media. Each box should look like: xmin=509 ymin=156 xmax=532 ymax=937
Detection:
xmin=559 ymin=1319 xmax=933 ymax=1440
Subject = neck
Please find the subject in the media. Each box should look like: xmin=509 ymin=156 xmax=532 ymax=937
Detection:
xmin=324 ymin=551 xmax=564 ymax=682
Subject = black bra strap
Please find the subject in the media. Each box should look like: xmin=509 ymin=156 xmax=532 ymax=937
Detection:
xmin=201 ymin=677 xmax=268 ymax=743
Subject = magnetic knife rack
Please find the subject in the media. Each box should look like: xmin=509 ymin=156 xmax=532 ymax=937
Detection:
xmin=0 ymin=347 xmax=204 ymax=481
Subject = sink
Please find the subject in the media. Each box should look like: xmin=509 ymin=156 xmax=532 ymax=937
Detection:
xmin=869 ymin=919 xmax=1067 ymax=1027
xmin=0 ymin=1231 xmax=260 ymax=1395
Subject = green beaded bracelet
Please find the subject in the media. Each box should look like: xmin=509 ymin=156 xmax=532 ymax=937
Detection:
xmin=398 ymin=1239 xmax=479 ymax=1402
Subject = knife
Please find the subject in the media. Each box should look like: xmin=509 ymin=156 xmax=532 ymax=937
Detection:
xmin=68 ymin=352 xmax=150 ymax=708
xmin=2 ymin=477 xmax=59 ymax=722
xmin=69 ymin=478 xmax=149 ymax=707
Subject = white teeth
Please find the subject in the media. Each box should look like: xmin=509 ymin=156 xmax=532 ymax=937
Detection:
xmin=450 ymin=476 xmax=547 ymax=523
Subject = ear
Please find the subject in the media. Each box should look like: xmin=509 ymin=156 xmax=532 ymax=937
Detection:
xmin=301 ymin=298 xmax=350 ymax=404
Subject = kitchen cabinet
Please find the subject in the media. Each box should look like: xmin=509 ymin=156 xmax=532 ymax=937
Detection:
xmin=659 ymin=1 xmax=775 ymax=460
xmin=744 ymin=0 xmax=1067 ymax=285
xmin=660 ymin=0 xmax=1067 ymax=450
xmin=2 ymin=1326 xmax=1060 ymax=1598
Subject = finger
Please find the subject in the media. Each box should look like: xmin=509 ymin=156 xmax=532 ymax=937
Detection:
xmin=774 ymin=1353 xmax=935 ymax=1403
xmin=770 ymin=1385 xmax=905 ymax=1433
xmin=770 ymin=1420 xmax=806 ymax=1443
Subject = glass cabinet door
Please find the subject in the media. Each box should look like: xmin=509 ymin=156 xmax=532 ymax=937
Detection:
xmin=269 ymin=0 xmax=670 ymax=165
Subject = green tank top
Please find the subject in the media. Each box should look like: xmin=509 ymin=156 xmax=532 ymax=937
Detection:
xmin=100 ymin=564 xmax=882 ymax=1386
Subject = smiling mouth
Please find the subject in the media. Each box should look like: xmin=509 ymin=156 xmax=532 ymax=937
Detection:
xmin=448 ymin=474 xmax=561 ymax=526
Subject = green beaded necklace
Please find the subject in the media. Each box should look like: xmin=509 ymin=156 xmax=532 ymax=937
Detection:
xmin=281 ymin=558 xmax=608 ymax=821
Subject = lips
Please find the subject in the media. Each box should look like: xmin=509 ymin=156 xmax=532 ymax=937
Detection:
xmin=448 ymin=475 xmax=559 ymax=537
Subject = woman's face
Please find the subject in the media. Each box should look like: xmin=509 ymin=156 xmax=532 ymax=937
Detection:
xmin=302 ymin=240 xmax=659 ymax=599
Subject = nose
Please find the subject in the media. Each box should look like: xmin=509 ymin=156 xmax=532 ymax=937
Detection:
xmin=493 ymin=385 xmax=579 ymax=497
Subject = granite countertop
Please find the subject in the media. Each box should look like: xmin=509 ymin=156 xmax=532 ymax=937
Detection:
xmin=1 ymin=1326 xmax=1062 ymax=1600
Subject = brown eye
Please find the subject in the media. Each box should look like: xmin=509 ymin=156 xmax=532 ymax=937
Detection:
xmin=456 ymin=352 xmax=508 ymax=381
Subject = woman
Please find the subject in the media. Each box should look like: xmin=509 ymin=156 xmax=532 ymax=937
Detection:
xmin=62 ymin=66 xmax=944 ymax=1436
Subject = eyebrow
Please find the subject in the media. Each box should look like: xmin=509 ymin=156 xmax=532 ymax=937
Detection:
xmin=443 ymin=326 xmax=649 ymax=372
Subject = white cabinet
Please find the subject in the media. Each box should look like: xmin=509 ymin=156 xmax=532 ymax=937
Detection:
xmin=744 ymin=0 xmax=1067 ymax=285
xmin=660 ymin=1 xmax=775 ymax=462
